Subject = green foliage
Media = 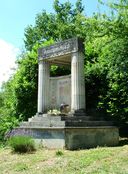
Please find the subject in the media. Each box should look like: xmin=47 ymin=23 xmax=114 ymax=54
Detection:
xmin=0 ymin=116 xmax=19 ymax=141
xmin=8 ymin=136 xmax=36 ymax=153
xmin=0 ymin=0 xmax=84 ymax=121
xmin=50 ymin=65 xmax=71 ymax=77
xmin=85 ymin=37 xmax=109 ymax=115
xmin=55 ymin=150 xmax=64 ymax=156
xmin=13 ymin=50 xmax=38 ymax=119
xmin=24 ymin=0 xmax=85 ymax=51
xmin=1 ymin=0 xmax=128 ymax=128
xmin=83 ymin=0 xmax=128 ymax=123
xmin=98 ymin=38 xmax=128 ymax=122
xmin=0 ymin=50 xmax=38 ymax=120
xmin=0 ymin=91 xmax=4 ymax=109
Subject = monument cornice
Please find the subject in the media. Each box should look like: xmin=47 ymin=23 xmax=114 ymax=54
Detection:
xmin=38 ymin=37 xmax=84 ymax=62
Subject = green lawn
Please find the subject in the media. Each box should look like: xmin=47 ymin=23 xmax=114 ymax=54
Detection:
xmin=0 ymin=142 xmax=127 ymax=174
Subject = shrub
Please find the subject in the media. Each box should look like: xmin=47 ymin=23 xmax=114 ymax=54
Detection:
xmin=0 ymin=116 xmax=20 ymax=141
xmin=55 ymin=150 xmax=64 ymax=156
xmin=8 ymin=135 xmax=36 ymax=153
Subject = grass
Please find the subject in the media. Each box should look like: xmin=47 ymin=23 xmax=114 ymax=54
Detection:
xmin=0 ymin=140 xmax=128 ymax=174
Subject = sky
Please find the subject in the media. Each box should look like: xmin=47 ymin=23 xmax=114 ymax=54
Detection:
xmin=0 ymin=0 xmax=108 ymax=88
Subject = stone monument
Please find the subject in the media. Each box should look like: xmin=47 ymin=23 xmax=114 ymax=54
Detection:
xmin=13 ymin=38 xmax=119 ymax=149
xmin=37 ymin=37 xmax=85 ymax=114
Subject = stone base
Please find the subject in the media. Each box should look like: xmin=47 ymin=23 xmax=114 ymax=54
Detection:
xmin=11 ymin=126 xmax=119 ymax=150
xmin=10 ymin=114 xmax=119 ymax=149
xmin=65 ymin=127 xmax=119 ymax=150
xmin=11 ymin=127 xmax=65 ymax=149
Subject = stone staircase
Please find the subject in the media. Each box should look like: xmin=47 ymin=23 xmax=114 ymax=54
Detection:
xmin=19 ymin=110 xmax=115 ymax=128
xmin=12 ymin=111 xmax=118 ymax=149
xmin=20 ymin=115 xmax=65 ymax=128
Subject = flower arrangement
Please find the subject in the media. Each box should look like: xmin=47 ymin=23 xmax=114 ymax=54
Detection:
xmin=47 ymin=109 xmax=61 ymax=116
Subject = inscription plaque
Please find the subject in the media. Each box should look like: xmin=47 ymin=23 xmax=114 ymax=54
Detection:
xmin=49 ymin=75 xmax=71 ymax=109
xmin=38 ymin=37 xmax=84 ymax=61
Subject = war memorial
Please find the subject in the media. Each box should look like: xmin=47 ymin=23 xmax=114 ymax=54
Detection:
xmin=14 ymin=37 xmax=119 ymax=149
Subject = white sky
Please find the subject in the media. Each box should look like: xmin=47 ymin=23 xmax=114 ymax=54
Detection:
xmin=0 ymin=39 xmax=19 ymax=88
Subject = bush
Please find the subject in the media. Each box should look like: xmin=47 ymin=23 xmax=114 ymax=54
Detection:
xmin=55 ymin=150 xmax=64 ymax=156
xmin=8 ymin=136 xmax=36 ymax=153
xmin=0 ymin=116 xmax=20 ymax=141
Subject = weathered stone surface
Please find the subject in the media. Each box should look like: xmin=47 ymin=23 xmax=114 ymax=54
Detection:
xmin=11 ymin=127 xmax=65 ymax=149
xmin=11 ymin=126 xmax=119 ymax=149
xmin=20 ymin=115 xmax=65 ymax=128
xmin=49 ymin=75 xmax=71 ymax=109
xmin=17 ymin=112 xmax=119 ymax=149
xmin=65 ymin=121 xmax=115 ymax=127
xmin=71 ymin=51 xmax=85 ymax=111
xmin=65 ymin=127 xmax=119 ymax=149
xmin=61 ymin=116 xmax=103 ymax=121
xmin=38 ymin=37 xmax=84 ymax=61
xmin=29 ymin=115 xmax=62 ymax=122
xmin=37 ymin=37 xmax=85 ymax=114
xmin=38 ymin=61 xmax=50 ymax=113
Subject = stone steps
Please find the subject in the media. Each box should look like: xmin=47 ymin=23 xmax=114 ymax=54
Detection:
xmin=65 ymin=121 xmax=115 ymax=127
xmin=20 ymin=120 xmax=65 ymax=128
xmin=74 ymin=113 xmax=86 ymax=116
xmin=61 ymin=116 xmax=104 ymax=121
xmin=20 ymin=114 xmax=115 ymax=128
xmin=20 ymin=120 xmax=115 ymax=128
xmin=28 ymin=116 xmax=104 ymax=124
xmin=28 ymin=116 xmax=61 ymax=122
xmin=74 ymin=109 xmax=86 ymax=113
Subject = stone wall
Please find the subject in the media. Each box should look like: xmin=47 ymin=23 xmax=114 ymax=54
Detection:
xmin=49 ymin=75 xmax=71 ymax=110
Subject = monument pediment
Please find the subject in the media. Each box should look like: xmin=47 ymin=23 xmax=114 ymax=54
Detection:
xmin=38 ymin=37 xmax=84 ymax=65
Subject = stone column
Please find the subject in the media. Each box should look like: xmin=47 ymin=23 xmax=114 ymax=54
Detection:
xmin=71 ymin=51 xmax=85 ymax=112
xmin=37 ymin=61 xmax=50 ymax=113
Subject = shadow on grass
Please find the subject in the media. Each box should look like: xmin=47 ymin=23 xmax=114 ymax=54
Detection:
xmin=118 ymin=138 xmax=128 ymax=146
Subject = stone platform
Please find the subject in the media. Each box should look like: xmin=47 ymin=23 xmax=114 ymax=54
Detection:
xmin=11 ymin=113 xmax=119 ymax=150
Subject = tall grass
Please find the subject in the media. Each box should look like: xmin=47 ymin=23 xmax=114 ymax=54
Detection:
xmin=8 ymin=136 xmax=36 ymax=153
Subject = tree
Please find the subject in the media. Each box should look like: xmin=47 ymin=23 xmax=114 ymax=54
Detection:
xmin=85 ymin=0 xmax=128 ymax=122
xmin=24 ymin=0 xmax=85 ymax=51
xmin=1 ymin=0 xmax=128 ymax=127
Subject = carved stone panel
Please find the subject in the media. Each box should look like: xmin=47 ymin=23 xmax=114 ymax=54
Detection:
xmin=38 ymin=38 xmax=84 ymax=61
xmin=49 ymin=75 xmax=71 ymax=110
